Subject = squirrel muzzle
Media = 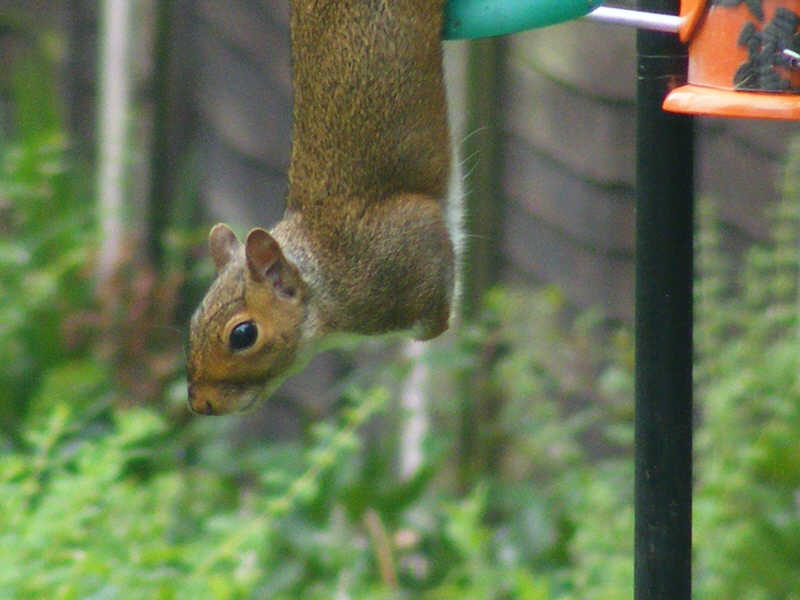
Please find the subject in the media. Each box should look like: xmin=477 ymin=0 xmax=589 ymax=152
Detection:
xmin=187 ymin=380 xmax=266 ymax=415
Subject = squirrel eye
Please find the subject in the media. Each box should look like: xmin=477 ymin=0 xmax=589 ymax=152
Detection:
xmin=229 ymin=321 xmax=258 ymax=351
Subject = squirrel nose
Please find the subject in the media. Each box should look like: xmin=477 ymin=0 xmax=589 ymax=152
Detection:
xmin=187 ymin=384 xmax=215 ymax=415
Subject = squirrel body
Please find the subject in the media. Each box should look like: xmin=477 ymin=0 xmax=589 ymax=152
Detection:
xmin=187 ymin=0 xmax=458 ymax=415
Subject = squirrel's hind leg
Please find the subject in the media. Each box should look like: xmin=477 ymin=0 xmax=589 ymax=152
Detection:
xmin=372 ymin=192 xmax=455 ymax=341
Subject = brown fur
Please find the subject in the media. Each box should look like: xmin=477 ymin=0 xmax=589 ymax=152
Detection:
xmin=187 ymin=0 xmax=455 ymax=414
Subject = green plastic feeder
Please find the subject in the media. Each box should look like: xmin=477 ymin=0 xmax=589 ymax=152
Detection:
xmin=443 ymin=0 xmax=606 ymax=39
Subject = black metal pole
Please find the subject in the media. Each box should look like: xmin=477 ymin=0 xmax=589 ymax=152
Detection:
xmin=635 ymin=1 xmax=694 ymax=598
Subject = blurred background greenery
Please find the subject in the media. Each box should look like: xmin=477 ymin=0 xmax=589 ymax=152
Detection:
xmin=3 ymin=3 xmax=800 ymax=599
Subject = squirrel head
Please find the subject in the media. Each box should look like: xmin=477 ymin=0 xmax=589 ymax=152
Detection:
xmin=186 ymin=223 xmax=307 ymax=415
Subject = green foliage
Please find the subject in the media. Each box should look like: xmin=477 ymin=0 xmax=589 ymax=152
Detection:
xmin=0 ymin=386 xmax=390 ymax=599
xmin=0 ymin=53 xmax=94 ymax=438
xmin=423 ymin=286 xmax=634 ymax=598
xmin=692 ymin=139 xmax=800 ymax=600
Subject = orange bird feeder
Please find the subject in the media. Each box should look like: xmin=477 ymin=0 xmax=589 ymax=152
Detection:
xmin=663 ymin=0 xmax=800 ymax=119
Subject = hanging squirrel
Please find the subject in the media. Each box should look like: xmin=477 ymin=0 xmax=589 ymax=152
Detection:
xmin=187 ymin=0 xmax=461 ymax=415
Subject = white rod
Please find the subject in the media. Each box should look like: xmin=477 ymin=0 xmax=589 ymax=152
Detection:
xmin=399 ymin=341 xmax=429 ymax=480
xmin=584 ymin=6 xmax=683 ymax=33
xmin=97 ymin=0 xmax=131 ymax=283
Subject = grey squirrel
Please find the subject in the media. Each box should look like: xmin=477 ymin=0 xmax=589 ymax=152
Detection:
xmin=187 ymin=0 xmax=460 ymax=415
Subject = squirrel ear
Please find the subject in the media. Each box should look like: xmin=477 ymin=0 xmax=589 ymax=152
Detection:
xmin=245 ymin=228 xmax=297 ymax=298
xmin=245 ymin=228 xmax=280 ymax=275
xmin=208 ymin=223 xmax=241 ymax=272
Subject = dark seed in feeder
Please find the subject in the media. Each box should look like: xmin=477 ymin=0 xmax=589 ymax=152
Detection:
xmin=748 ymin=37 xmax=762 ymax=59
xmin=732 ymin=8 xmax=800 ymax=93
xmin=761 ymin=25 xmax=783 ymax=46
xmin=772 ymin=21 xmax=796 ymax=38
xmin=765 ymin=23 xmax=796 ymax=48
xmin=713 ymin=0 xmax=764 ymax=20
xmin=738 ymin=21 xmax=757 ymax=45
xmin=762 ymin=72 xmax=790 ymax=91
xmin=758 ymin=65 xmax=791 ymax=91
xmin=758 ymin=70 xmax=780 ymax=88
xmin=744 ymin=0 xmax=764 ymax=22
xmin=734 ymin=63 xmax=757 ymax=89
xmin=757 ymin=64 xmax=776 ymax=76
xmin=774 ymin=7 xmax=799 ymax=29
xmin=758 ymin=65 xmax=779 ymax=77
